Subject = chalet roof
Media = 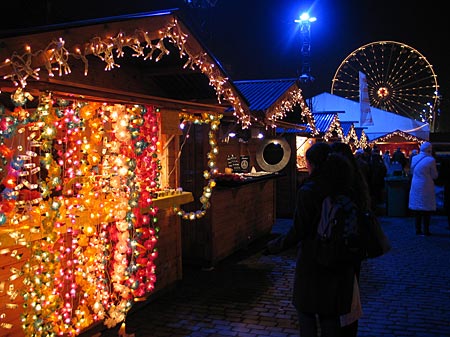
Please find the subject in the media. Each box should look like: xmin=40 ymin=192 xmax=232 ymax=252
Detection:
xmin=233 ymin=79 xmax=298 ymax=112
xmin=371 ymin=129 xmax=427 ymax=144
xmin=305 ymin=112 xmax=337 ymax=134
xmin=275 ymin=112 xmax=337 ymax=135
xmin=0 ymin=9 xmax=250 ymax=122
xmin=231 ymin=78 xmax=317 ymax=132
xmin=311 ymin=92 xmax=429 ymax=140
xmin=354 ymin=127 xmax=367 ymax=139
xmin=340 ymin=121 xmax=355 ymax=136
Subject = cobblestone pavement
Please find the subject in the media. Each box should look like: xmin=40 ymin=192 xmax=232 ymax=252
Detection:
xmin=88 ymin=215 xmax=450 ymax=337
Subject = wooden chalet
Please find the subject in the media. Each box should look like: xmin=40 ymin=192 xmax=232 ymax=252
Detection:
xmin=0 ymin=9 xmax=255 ymax=336
xmin=227 ymin=78 xmax=317 ymax=218
xmin=371 ymin=129 xmax=427 ymax=157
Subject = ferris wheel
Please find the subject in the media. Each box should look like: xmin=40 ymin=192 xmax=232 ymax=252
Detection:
xmin=331 ymin=41 xmax=440 ymax=125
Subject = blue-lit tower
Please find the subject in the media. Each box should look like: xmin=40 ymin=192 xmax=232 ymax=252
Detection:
xmin=295 ymin=12 xmax=316 ymax=84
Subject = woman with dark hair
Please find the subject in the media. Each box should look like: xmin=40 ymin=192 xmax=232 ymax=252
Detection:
xmin=329 ymin=141 xmax=372 ymax=337
xmin=330 ymin=142 xmax=372 ymax=212
xmin=267 ymin=142 xmax=363 ymax=337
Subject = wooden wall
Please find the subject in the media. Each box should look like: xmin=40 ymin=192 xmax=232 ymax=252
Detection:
xmin=179 ymin=124 xmax=278 ymax=267
xmin=274 ymin=134 xmax=299 ymax=218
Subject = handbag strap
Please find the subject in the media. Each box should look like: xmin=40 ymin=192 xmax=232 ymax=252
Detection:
xmin=411 ymin=155 xmax=426 ymax=171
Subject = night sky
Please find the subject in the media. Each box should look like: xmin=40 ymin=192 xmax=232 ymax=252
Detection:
xmin=2 ymin=0 xmax=449 ymax=131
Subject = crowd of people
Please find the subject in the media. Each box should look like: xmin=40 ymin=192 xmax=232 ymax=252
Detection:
xmin=265 ymin=140 xmax=449 ymax=337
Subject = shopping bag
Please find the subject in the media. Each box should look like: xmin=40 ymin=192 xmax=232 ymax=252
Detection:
xmin=360 ymin=211 xmax=392 ymax=259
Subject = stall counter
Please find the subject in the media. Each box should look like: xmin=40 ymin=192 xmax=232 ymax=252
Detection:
xmin=182 ymin=174 xmax=278 ymax=268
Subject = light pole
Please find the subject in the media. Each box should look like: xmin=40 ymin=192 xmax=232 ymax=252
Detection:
xmin=295 ymin=12 xmax=316 ymax=106
xmin=295 ymin=12 xmax=316 ymax=84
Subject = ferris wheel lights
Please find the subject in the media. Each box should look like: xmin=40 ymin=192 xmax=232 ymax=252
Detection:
xmin=331 ymin=41 xmax=439 ymax=128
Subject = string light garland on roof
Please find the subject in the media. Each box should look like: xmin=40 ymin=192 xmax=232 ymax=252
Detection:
xmin=1 ymin=17 xmax=250 ymax=127
xmin=359 ymin=131 xmax=369 ymax=149
xmin=345 ymin=124 xmax=359 ymax=148
xmin=265 ymin=87 xmax=318 ymax=135
xmin=323 ymin=115 xmax=344 ymax=142
xmin=372 ymin=129 xmax=426 ymax=144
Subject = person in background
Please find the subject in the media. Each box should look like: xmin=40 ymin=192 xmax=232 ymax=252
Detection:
xmin=331 ymin=143 xmax=372 ymax=212
xmin=392 ymin=147 xmax=407 ymax=171
xmin=266 ymin=142 xmax=363 ymax=337
xmin=366 ymin=146 xmax=387 ymax=210
xmin=383 ymin=150 xmax=391 ymax=172
xmin=408 ymin=142 xmax=438 ymax=236
xmin=355 ymin=148 xmax=370 ymax=186
xmin=408 ymin=149 xmax=418 ymax=174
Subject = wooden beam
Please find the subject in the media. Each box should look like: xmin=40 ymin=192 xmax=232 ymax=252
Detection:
xmin=0 ymin=78 xmax=230 ymax=114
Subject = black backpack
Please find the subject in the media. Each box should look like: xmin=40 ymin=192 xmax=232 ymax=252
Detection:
xmin=314 ymin=195 xmax=363 ymax=267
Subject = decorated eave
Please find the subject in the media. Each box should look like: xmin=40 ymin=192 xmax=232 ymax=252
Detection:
xmin=299 ymin=112 xmax=342 ymax=141
xmin=354 ymin=126 xmax=367 ymax=140
xmin=340 ymin=121 xmax=356 ymax=137
xmin=232 ymin=78 xmax=317 ymax=134
xmin=319 ymin=113 xmax=345 ymax=142
xmin=340 ymin=121 xmax=357 ymax=142
xmin=0 ymin=9 xmax=252 ymax=125
xmin=274 ymin=119 xmax=307 ymax=134
xmin=371 ymin=129 xmax=427 ymax=145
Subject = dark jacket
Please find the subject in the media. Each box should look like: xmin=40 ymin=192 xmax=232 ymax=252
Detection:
xmin=268 ymin=172 xmax=357 ymax=315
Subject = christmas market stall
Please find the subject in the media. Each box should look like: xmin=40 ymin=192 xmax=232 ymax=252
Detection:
xmin=275 ymin=111 xmax=365 ymax=216
xmin=371 ymin=129 xmax=427 ymax=162
xmin=177 ymin=78 xmax=317 ymax=266
xmin=0 ymin=9 xmax=251 ymax=337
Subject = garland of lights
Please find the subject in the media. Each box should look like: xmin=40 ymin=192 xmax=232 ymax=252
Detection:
xmin=1 ymin=17 xmax=250 ymax=128
xmin=345 ymin=124 xmax=359 ymax=148
xmin=359 ymin=131 xmax=369 ymax=149
xmin=173 ymin=112 xmax=221 ymax=220
xmin=0 ymin=90 xmax=161 ymax=336
xmin=265 ymin=87 xmax=318 ymax=135
xmin=323 ymin=114 xmax=344 ymax=142
xmin=371 ymin=129 xmax=426 ymax=144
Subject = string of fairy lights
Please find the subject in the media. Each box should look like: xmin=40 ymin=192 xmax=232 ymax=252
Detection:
xmin=173 ymin=112 xmax=221 ymax=220
xmin=266 ymin=87 xmax=318 ymax=136
xmin=2 ymin=17 xmax=250 ymax=128
xmin=0 ymin=89 xmax=224 ymax=336
xmin=0 ymin=89 xmax=161 ymax=335
xmin=372 ymin=129 xmax=425 ymax=144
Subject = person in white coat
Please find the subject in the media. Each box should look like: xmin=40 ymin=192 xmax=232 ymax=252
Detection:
xmin=408 ymin=142 xmax=438 ymax=235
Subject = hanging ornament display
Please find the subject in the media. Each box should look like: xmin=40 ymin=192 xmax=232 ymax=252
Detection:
xmin=0 ymin=90 xmax=161 ymax=336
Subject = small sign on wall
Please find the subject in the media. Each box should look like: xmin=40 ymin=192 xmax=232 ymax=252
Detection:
xmin=240 ymin=155 xmax=250 ymax=172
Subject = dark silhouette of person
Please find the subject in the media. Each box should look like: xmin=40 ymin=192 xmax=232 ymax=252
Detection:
xmin=329 ymin=142 xmax=372 ymax=337
xmin=266 ymin=142 xmax=364 ymax=337
xmin=364 ymin=146 xmax=387 ymax=210
xmin=392 ymin=147 xmax=407 ymax=170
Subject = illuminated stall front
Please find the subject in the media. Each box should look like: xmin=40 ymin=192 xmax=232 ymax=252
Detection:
xmin=0 ymin=10 xmax=250 ymax=337
xmin=178 ymin=78 xmax=317 ymax=250
xmin=371 ymin=129 xmax=427 ymax=159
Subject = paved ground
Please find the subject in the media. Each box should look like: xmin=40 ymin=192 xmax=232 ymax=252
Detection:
xmin=87 ymin=215 xmax=450 ymax=337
